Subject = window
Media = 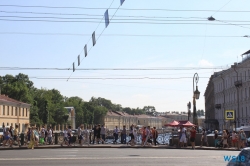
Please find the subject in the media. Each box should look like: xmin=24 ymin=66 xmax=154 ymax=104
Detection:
xmin=245 ymin=71 xmax=247 ymax=81
xmin=26 ymin=109 xmax=28 ymax=117
xmin=22 ymin=108 xmax=24 ymax=116
xmin=15 ymin=107 xmax=17 ymax=116
xmin=242 ymin=108 xmax=244 ymax=119
xmin=11 ymin=106 xmax=13 ymax=116
xmin=245 ymin=88 xmax=247 ymax=98
xmin=7 ymin=123 xmax=9 ymax=126
xmin=3 ymin=105 xmax=5 ymax=115
xmin=7 ymin=106 xmax=9 ymax=115
xmin=19 ymin=109 xmax=21 ymax=116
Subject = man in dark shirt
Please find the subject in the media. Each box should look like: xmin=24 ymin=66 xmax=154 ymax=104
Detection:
xmin=121 ymin=126 xmax=126 ymax=144
xmin=92 ymin=125 xmax=97 ymax=144
xmin=190 ymin=126 xmax=196 ymax=149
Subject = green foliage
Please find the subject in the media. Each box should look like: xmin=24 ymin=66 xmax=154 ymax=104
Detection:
xmin=0 ymin=73 xmax=159 ymax=127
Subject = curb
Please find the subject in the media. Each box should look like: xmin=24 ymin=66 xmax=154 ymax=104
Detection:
xmin=0 ymin=145 xmax=241 ymax=151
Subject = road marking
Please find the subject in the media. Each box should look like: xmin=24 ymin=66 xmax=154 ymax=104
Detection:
xmin=0 ymin=156 xmax=221 ymax=161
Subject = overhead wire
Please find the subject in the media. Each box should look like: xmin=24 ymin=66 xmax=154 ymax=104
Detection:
xmin=0 ymin=5 xmax=250 ymax=13
xmin=0 ymin=32 xmax=248 ymax=38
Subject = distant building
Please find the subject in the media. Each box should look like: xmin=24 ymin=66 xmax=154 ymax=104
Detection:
xmin=163 ymin=112 xmax=193 ymax=122
xmin=104 ymin=111 xmax=164 ymax=129
xmin=0 ymin=94 xmax=30 ymax=132
xmin=198 ymin=116 xmax=205 ymax=128
xmin=64 ymin=107 xmax=76 ymax=129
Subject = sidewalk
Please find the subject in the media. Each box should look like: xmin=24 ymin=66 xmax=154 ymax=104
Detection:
xmin=0 ymin=144 xmax=242 ymax=151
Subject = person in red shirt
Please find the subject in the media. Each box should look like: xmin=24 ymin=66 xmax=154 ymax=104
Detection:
xmin=190 ymin=126 xmax=196 ymax=149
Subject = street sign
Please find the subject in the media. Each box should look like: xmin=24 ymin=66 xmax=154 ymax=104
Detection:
xmin=120 ymin=0 xmax=125 ymax=6
xmin=225 ymin=110 xmax=235 ymax=120
xmin=104 ymin=9 xmax=109 ymax=28
xmin=84 ymin=44 xmax=87 ymax=57
xmin=92 ymin=31 xmax=96 ymax=46
xmin=78 ymin=55 xmax=80 ymax=66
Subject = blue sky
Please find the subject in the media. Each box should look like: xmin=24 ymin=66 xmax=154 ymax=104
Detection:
xmin=0 ymin=0 xmax=249 ymax=113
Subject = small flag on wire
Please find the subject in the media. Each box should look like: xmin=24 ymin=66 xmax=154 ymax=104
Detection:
xmin=120 ymin=0 xmax=125 ymax=6
xmin=78 ymin=55 xmax=80 ymax=66
xmin=73 ymin=62 xmax=75 ymax=72
xmin=104 ymin=9 xmax=109 ymax=28
xmin=92 ymin=31 xmax=96 ymax=46
xmin=84 ymin=44 xmax=87 ymax=57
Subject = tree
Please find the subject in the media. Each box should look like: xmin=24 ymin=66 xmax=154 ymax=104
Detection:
xmin=143 ymin=106 xmax=158 ymax=116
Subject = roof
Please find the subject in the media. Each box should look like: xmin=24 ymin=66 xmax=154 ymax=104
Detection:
xmin=242 ymin=50 xmax=250 ymax=55
xmin=0 ymin=94 xmax=30 ymax=105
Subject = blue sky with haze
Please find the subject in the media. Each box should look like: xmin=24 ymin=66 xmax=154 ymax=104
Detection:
xmin=0 ymin=0 xmax=249 ymax=113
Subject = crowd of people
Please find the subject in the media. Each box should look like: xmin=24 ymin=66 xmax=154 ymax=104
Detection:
xmin=1 ymin=123 xmax=249 ymax=150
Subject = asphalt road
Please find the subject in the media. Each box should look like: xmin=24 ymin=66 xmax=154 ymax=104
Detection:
xmin=0 ymin=148 xmax=240 ymax=166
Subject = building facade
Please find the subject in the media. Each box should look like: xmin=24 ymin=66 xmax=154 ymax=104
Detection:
xmin=209 ymin=50 xmax=250 ymax=130
xmin=104 ymin=111 xmax=164 ymax=130
xmin=164 ymin=112 xmax=193 ymax=123
xmin=0 ymin=94 xmax=30 ymax=132
xmin=64 ymin=107 xmax=76 ymax=129
xmin=204 ymin=75 xmax=219 ymax=130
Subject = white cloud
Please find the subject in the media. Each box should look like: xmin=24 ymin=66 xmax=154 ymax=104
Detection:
xmin=198 ymin=59 xmax=213 ymax=67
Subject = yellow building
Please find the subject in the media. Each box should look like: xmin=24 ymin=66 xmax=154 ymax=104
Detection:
xmin=0 ymin=94 xmax=30 ymax=132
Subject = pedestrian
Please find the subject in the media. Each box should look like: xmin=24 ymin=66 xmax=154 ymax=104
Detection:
xmin=97 ymin=124 xmax=101 ymax=144
xmin=77 ymin=125 xmax=82 ymax=144
xmin=28 ymin=126 xmax=35 ymax=150
xmin=153 ymin=127 xmax=159 ymax=146
xmin=145 ymin=126 xmax=152 ymax=146
xmin=67 ymin=126 xmax=72 ymax=146
xmin=40 ymin=126 xmax=46 ymax=145
xmin=231 ymin=131 xmax=237 ymax=149
xmin=214 ymin=130 xmax=219 ymax=148
xmin=100 ymin=125 xmax=106 ymax=144
xmin=141 ymin=127 xmax=146 ymax=146
xmin=92 ymin=125 xmax=97 ymax=144
xmin=222 ymin=130 xmax=228 ymax=148
xmin=190 ymin=126 xmax=196 ymax=149
xmin=127 ymin=124 xmax=135 ymax=146
xmin=225 ymin=129 xmax=230 ymax=148
xmin=200 ymin=129 xmax=209 ymax=147
xmin=13 ymin=125 xmax=21 ymax=147
xmin=239 ymin=129 xmax=246 ymax=149
xmin=113 ymin=126 xmax=119 ymax=144
xmin=47 ymin=127 xmax=52 ymax=145
xmin=179 ymin=126 xmax=187 ymax=148
xmin=121 ymin=125 xmax=126 ymax=144
xmin=79 ymin=125 xmax=84 ymax=146
xmin=61 ymin=127 xmax=69 ymax=146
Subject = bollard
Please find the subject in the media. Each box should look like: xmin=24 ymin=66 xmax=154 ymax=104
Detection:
xmin=20 ymin=133 xmax=24 ymax=146
xmin=55 ymin=133 xmax=58 ymax=145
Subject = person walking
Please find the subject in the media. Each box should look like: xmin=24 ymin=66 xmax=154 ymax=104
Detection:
xmin=97 ymin=124 xmax=101 ymax=144
xmin=67 ymin=126 xmax=72 ymax=146
xmin=100 ymin=125 xmax=106 ymax=144
xmin=239 ymin=129 xmax=246 ymax=149
xmin=61 ymin=127 xmax=69 ymax=146
xmin=113 ymin=126 xmax=119 ymax=144
xmin=47 ymin=127 xmax=53 ymax=145
xmin=127 ymin=124 xmax=135 ymax=146
xmin=28 ymin=127 xmax=35 ymax=150
xmin=222 ymin=130 xmax=228 ymax=148
xmin=200 ymin=129 xmax=209 ymax=147
xmin=231 ymin=131 xmax=237 ymax=149
xmin=214 ymin=130 xmax=219 ymax=148
xmin=13 ymin=125 xmax=21 ymax=147
xmin=179 ymin=126 xmax=187 ymax=148
xmin=92 ymin=125 xmax=98 ymax=144
xmin=121 ymin=126 xmax=126 ymax=144
xmin=153 ymin=127 xmax=159 ymax=146
xmin=190 ymin=126 xmax=196 ymax=149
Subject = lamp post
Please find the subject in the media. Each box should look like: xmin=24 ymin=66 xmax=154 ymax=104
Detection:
xmin=193 ymin=73 xmax=200 ymax=128
xmin=187 ymin=101 xmax=191 ymax=121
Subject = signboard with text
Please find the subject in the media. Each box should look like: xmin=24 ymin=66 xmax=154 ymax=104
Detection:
xmin=225 ymin=110 xmax=235 ymax=120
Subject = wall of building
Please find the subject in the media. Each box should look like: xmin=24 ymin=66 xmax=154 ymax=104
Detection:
xmin=0 ymin=104 xmax=30 ymax=132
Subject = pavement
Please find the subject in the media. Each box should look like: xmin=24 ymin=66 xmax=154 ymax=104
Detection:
xmin=0 ymin=148 xmax=240 ymax=166
xmin=0 ymin=143 xmax=243 ymax=151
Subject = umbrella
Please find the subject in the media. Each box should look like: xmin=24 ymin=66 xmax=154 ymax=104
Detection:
xmin=165 ymin=120 xmax=179 ymax=127
xmin=182 ymin=121 xmax=195 ymax=127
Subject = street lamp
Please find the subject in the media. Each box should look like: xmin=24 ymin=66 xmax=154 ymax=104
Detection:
xmin=193 ymin=73 xmax=200 ymax=128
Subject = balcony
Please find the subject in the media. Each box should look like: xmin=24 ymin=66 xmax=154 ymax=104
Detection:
xmin=215 ymin=104 xmax=221 ymax=109
xmin=234 ymin=80 xmax=242 ymax=88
